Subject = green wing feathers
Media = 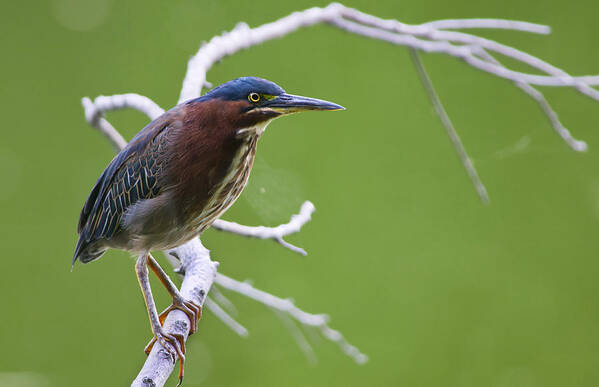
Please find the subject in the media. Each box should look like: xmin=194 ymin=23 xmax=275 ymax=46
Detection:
xmin=73 ymin=122 xmax=170 ymax=264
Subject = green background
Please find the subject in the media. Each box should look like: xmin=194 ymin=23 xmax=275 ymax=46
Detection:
xmin=2 ymin=0 xmax=599 ymax=386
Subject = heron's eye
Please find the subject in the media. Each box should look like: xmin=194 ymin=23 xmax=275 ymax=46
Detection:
xmin=248 ymin=92 xmax=261 ymax=103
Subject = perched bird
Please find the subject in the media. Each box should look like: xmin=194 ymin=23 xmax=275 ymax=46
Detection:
xmin=73 ymin=77 xmax=343 ymax=383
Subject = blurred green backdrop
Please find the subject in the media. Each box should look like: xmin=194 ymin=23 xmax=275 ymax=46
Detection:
xmin=3 ymin=0 xmax=599 ymax=386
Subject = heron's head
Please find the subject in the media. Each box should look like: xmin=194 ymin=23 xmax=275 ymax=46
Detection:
xmin=198 ymin=77 xmax=344 ymax=133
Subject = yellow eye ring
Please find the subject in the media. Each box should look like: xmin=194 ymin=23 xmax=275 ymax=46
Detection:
xmin=248 ymin=92 xmax=260 ymax=103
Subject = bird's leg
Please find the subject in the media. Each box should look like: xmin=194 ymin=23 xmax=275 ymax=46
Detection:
xmin=146 ymin=254 xmax=201 ymax=333
xmin=135 ymin=252 xmax=186 ymax=384
xmin=142 ymin=253 xmax=200 ymax=385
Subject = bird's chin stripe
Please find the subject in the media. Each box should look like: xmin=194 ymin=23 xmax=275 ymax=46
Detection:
xmin=236 ymin=121 xmax=272 ymax=138
xmin=244 ymin=107 xmax=283 ymax=116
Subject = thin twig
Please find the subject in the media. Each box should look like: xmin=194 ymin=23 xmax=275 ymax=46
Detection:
xmin=273 ymin=308 xmax=317 ymax=365
xmin=206 ymin=297 xmax=248 ymax=337
xmin=409 ymin=48 xmax=490 ymax=204
xmin=209 ymin=285 xmax=239 ymax=316
xmin=475 ymin=48 xmax=588 ymax=152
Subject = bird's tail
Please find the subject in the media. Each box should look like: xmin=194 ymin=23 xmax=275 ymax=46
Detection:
xmin=72 ymin=236 xmax=107 ymax=270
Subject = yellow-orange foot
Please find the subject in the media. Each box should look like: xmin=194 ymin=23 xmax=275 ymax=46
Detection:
xmin=159 ymin=299 xmax=202 ymax=334
xmin=144 ymin=299 xmax=201 ymax=386
xmin=144 ymin=328 xmax=186 ymax=385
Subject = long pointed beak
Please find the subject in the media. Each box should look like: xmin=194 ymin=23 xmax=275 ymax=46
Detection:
xmin=264 ymin=93 xmax=345 ymax=113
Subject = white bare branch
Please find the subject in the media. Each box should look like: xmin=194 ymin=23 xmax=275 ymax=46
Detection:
xmin=419 ymin=18 xmax=551 ymax=32
xmin=84 ymin=93 xmax=164 ymax=122
xmin=81 ymin=97 xmax=128 ymax=152
xmin=214 ymin=273 xmax=368 ymax=364
xmin=212 ymin=201 xmax=315 ymax=255
xmin=132 ymin=238 xmax=218 ymax=387
xmin=329 ymin=17 xmax=599 ymax=98
xmin=179 ymin=3 xmax=599 ymax=103
xmin=81 ymin=94 xmax=164 ymax=151
xmin=77 ymin=3 xmax=599 ymax=386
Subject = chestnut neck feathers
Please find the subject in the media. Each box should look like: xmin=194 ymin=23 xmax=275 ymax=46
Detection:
xmin=167 ymin=98 xmax=274 ymax=228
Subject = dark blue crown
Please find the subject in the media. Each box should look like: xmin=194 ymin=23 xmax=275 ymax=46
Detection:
xmin=202 ymin=77 xmax=286 ymax=102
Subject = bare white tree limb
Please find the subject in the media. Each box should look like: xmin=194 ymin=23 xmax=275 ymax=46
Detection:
xmin=81 ymin=97 xmax=128 ymax=152
xmin=179 ymin=3 xmax=599 ymax=103
xmin=211 ymin=201 xmax=315 ymax=255
xmin=328 ymin=17 xmax=599 ymax=97
xmin=214 ymin=273 xmax=368 ymax=365
xmin=83 ymin=93 xmax=165 ymax=122
xmin=80 ymin=93 xmax=165 ymax=152
xmin=419 ymin=18 xmax=551 ymax=32
xmin=81 ymin=94 xmax=164 ymax=151
xmin=132 ymin=238 xmax=218 ymax=387
xmin=76 ymin=3 xmax=599 ymax=385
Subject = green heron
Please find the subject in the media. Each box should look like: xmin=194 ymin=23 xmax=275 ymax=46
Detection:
xmin=73 ymin=77 xmax=343 ymax=383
